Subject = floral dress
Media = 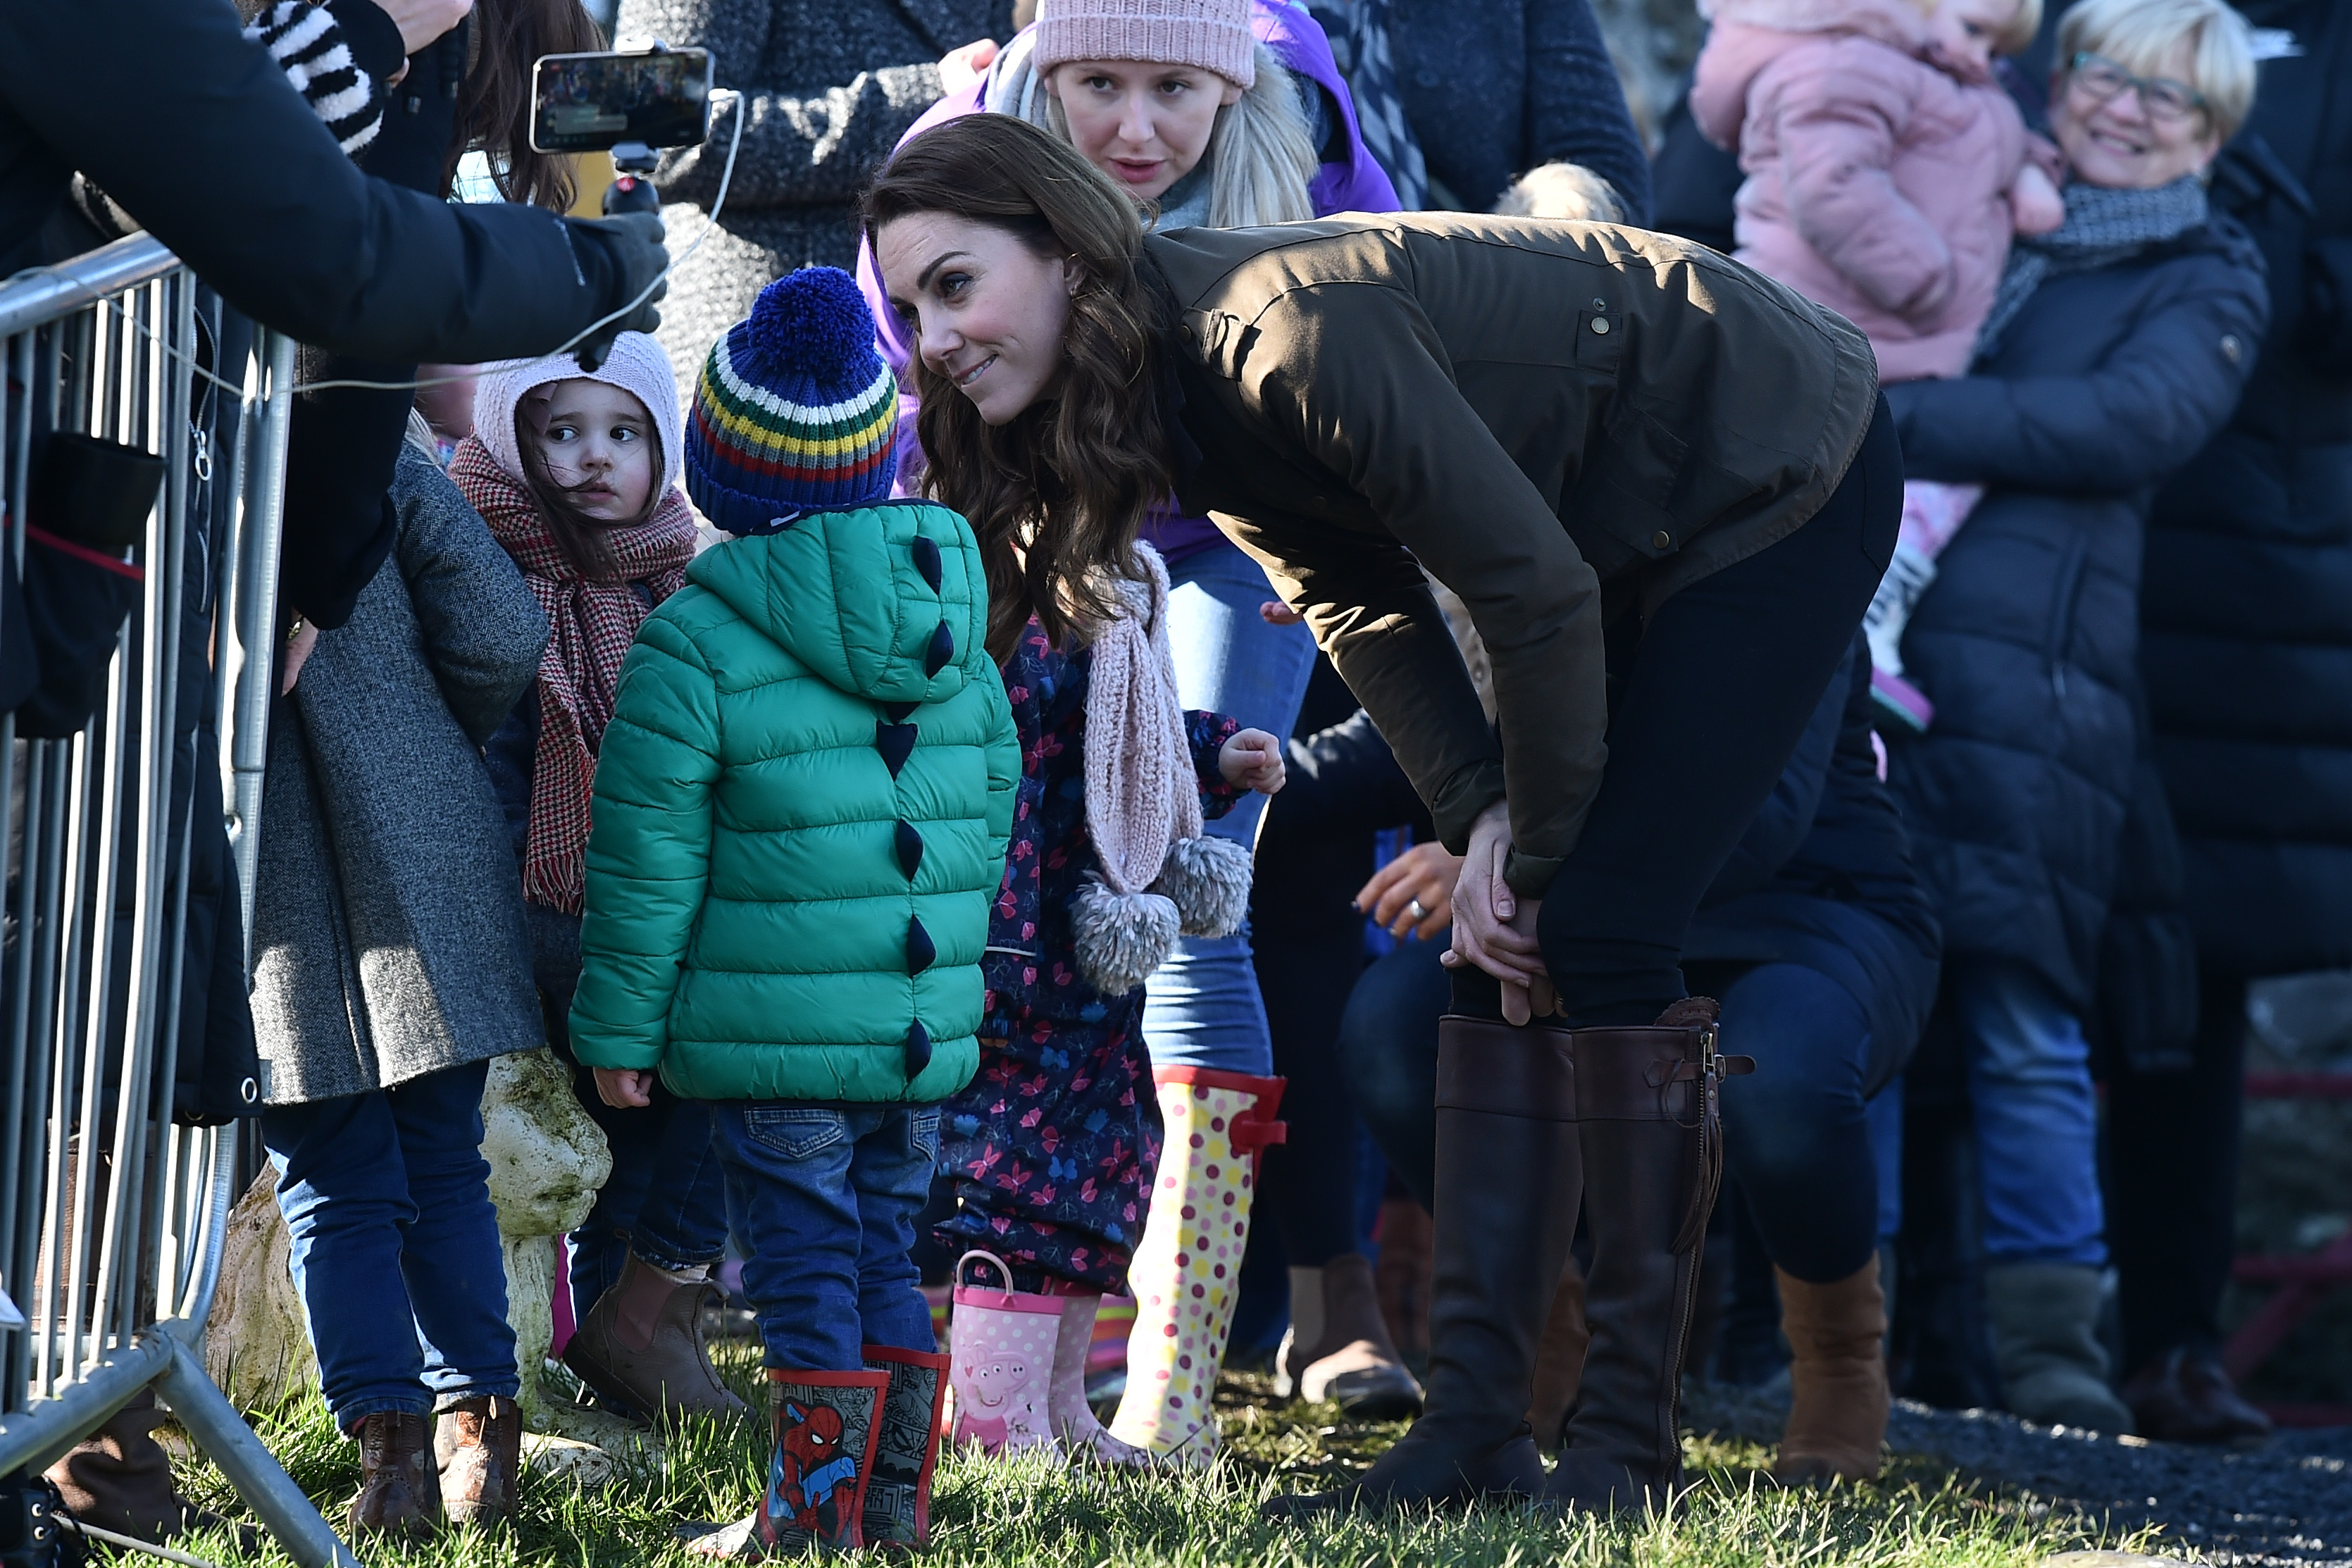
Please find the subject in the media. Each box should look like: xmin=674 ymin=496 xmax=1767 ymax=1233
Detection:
xmin=935 ymin=619 xmax=1240 ymax=1293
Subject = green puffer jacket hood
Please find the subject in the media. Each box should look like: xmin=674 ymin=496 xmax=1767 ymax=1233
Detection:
xmin=568 ymin=499 xmax=1019 ymax=1105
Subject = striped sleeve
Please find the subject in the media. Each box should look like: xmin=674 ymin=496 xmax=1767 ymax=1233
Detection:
xmin=242 ymin=0 xmax=383 ymax=157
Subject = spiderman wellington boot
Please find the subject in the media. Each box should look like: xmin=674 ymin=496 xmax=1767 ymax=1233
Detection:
xmin=946 ymin=1251 xmax=1062 ymax=1456
xmin=1108 ymin=1068 xmax=1286 ymax=1467
xmin=861 ymin=1345 xmax=950 ymax=1549
xmin=759 ymin=1369 xmax=887 ymax=1553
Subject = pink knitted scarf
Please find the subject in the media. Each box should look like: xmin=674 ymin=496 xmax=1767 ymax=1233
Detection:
xmin=1082 ymin=544 xmax=1200 ymax=896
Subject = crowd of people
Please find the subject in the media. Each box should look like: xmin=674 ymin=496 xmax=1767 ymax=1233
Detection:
xmin=1 ymin=0 xmax=2345 ymax=1555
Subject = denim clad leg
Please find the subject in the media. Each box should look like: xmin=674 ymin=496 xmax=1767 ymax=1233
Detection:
xmin=263 ymin=1088 xmax=430 ymax=1430
xmin=623 ymin=1097 xmax=731 ymax=1273
xmin=1712 ymin=964 xmax=1880 ymax=1283
xmin=714 ymin=1104 xmax=895 ymax=1371
xmin=1333 ymin=935 xmax=1450 ymax=1212
xmin=1141 ymin=543 xmax=1318 ymax=1075
xmin=851 ymin=1108 xmax=942 ymax=1355
xmin=385 ymin=1059 xmax=519 ymax=1406
xmin=263 ymin=1059 xmax=513 ymax=1427
xmin=1950 ymin=958 xmax=2108 ymax=1267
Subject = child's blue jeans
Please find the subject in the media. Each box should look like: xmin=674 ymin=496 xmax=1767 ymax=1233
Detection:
xmin=709 ymin=1102 xmax=940 ymax=1371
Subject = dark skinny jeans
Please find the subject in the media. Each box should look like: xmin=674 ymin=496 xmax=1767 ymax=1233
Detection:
xmin=1536 ymin=398 xmax=1900 ymax=1026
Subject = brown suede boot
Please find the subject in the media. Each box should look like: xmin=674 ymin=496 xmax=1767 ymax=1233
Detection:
xmin=1373 ymin=1198 xmax=1434 ymax=1365
xmin=1772 ymin=1258 xmax=1889 ymax=1483
xmin=44 ymin=1392 xmax=182 ymax=1543
xmin=436 ymin=1395 xmax=523 ymax=1526
xmin=1276 ymin=1253 xmax=1425 ymax=1419
xmin=565 ymin=1255 xmax=749 ymax=1425
xmin=1525 ymin=1262 xmax=1589 ymax=1452
xmin=349 ymin=1412 xmax=440 ymax=1540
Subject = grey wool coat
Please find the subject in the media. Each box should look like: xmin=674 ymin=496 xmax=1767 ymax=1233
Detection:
xmin=621 ymin=0 xmax=1012 ymax=376
xmin=251 ymin=444 xmax=550 ymax=1105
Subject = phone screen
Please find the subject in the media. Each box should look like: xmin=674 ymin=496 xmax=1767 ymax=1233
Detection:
xmin=530 ymin=49 xmax=714 ymax=152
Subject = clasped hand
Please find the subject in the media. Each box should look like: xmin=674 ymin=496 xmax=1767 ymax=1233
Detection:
xmin=1439 ymin=799 xmax=1559 ymax=1026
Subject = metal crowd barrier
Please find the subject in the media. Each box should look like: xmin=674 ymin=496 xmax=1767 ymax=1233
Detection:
xmin=0 ymin=235 xmax=356 ymax=1567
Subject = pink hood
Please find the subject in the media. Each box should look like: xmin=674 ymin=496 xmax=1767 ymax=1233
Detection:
xmin=1690 ymin=0 xmax=2033 ymax=380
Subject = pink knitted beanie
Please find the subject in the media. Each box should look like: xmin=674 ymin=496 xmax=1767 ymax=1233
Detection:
xmin=1033 ymin=0 xmax=1257 ymax=89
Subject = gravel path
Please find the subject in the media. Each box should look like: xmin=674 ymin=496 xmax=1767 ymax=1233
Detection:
xmin=1684 ymin=1383 xmax=2352 ymax=1566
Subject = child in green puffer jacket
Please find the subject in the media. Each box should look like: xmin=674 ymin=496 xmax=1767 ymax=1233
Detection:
xmin=568 ymin=268 xmax=1018 ymax=1556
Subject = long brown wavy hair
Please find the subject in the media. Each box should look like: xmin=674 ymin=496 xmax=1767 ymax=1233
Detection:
xmin=861 ymin=116 xmax=1176 ymax=661
xmin=450 ymin=0 xmax=605 ymax=209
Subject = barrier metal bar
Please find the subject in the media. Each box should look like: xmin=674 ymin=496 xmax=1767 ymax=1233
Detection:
xmin=0 ymin=235 xmax=357 ymax=1567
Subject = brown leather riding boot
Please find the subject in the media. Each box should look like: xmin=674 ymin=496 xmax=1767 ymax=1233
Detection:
xmin=1265 ymin=1014 xmax=1581 ymax=1521
xmin=1772 ymin=1258 xmax=1889 ymax=1483
xmin=349 ymin=1412 xmax=440 ymax=1540
xmin=564 ymin=1254 xmax=748 ymax=1425
xmin=1545 ymin=998 xmax=1752 ymax=1515
xmin=436 ymin=1395 xmax=523 ymax=1526
xmin=1526 ymin=1262 xmax=1590 ymax=1452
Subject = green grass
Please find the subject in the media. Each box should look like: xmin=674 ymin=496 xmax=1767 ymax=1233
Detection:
xmin=149 ymin=1353 xmax=2179 ymax=1568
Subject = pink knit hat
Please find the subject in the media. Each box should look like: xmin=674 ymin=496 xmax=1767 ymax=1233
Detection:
xmin=1032 ymin=0 xmax=1256 ymax=89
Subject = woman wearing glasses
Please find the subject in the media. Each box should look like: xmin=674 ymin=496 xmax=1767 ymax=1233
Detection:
xmin=1877 ymin=0 xmax=2266 ymax=1431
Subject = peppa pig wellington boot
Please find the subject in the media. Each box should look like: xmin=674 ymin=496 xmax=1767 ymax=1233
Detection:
xmin=945 ymin=1252 xmax=1061 ymax=1457
xmin=1108 ymin=1068 xmax=1286 ymax=1466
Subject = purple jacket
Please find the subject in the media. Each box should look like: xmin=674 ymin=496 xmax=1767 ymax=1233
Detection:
xmin=857 ymin=0 xmax=1400 ymax=563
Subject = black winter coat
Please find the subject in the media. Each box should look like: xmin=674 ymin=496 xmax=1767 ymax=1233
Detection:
xmin=0 ymin=0 xmax=637 ymax=362
xmin=1385 ymin=0 xmax=1650 ymax=220
xmin=1884 ymin=219 xmax=2268 ymax=1010
xmin=2141 ymin=0 xmax=2352 ymax=978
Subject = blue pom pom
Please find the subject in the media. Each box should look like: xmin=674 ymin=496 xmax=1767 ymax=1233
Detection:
xmin=747 ymin=266 xmax=879 ymax=388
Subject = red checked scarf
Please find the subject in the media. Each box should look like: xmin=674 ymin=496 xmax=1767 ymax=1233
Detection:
xmin=451 ymin=435 xmax=697 ymax=914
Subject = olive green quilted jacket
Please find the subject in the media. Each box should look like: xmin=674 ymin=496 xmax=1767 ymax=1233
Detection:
xmin=567 ymin=500 xmax=1017 ymax=1103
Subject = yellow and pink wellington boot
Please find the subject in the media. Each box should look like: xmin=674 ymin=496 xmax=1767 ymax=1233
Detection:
xmin=1107 ymin=1068 xmax=1286 ymax=1466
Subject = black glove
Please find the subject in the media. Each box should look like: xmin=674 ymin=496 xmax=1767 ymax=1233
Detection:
xmin=566 ymin=209 xmax=669 ymax=371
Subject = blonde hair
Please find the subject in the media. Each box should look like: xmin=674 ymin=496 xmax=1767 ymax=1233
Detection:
xmin=1492 ymin=162 xmax=1627 ymax=223
xmin=1993 ymin=0 xmax=2045 ymax=56
xmin=2055 ymin=0 xmax=2257 ymax=139
xmin=1039 ymin=41 xmax=1319 ymax=228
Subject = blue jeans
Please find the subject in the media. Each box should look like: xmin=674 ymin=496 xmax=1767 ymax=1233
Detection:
xmin=261 ymin=1059 xmax=517 ymax=1431
xmin=711 ymin=1102 xmax=940 ymax=1371
xmin=569 ymin=1085 xmax=730 ymax=1320
xmin=1705 ymin=963 xmax=1891 ymax=1284
xmin=1334 ymin=936 xmax=1450 ymax=1209
xmin=1141 ymin=543 xmax=1318 ymax=1075
xmin=535 ymin=921 xmax=731 ymax=1320
xmin=1950 ymin=957 xmax=2108 ymax=1267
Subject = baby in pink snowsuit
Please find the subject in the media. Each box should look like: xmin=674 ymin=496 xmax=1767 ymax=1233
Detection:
xmin=1693 ymin=0 xmax=2062 ymax=729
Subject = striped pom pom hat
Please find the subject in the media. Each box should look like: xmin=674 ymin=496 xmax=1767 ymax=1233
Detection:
xmin=685 ymin=266 xmax=900 ymax=533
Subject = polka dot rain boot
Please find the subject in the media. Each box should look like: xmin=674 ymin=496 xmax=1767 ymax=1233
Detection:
xmin=1107 ymin=1068 xmax=1286 ymax=1467
xmin=946 ymin=1252 xmax=1061 ymax=1457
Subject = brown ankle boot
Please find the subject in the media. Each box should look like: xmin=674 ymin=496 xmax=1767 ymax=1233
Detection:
xmin=565 ymin=1255 xmax=749 ymax=1425
xmin=1773 ymin=1259 xmax=1889 ymax=1483
xmin=1525 ymin=1262 xmax=1590 ymax=1452
xmin=436 ymin=1395 xmax=523 ymax=1526
xmin=1276 ymin=1254 xmax=1425 ymax=1419
xmin=349 ymin=1412 xmax=440 ymax=1540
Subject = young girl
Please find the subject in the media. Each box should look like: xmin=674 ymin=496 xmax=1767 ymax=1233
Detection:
xmin=456 ymin=337 xmax=743 ymax=1427
xmin=570 ymin=268 xmax=1018 ymax=1554
xmin=1691 ymin=0 xmax=2063 ymax=728
xmin=857 ymin=0 xmax=1416 ymax=1452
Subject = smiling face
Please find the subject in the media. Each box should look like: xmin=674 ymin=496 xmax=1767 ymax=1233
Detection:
xmin=1045 ymin=59 xmax=1243 ymax=202
xmin=1922 ymin=0 xmax=2021 ymax=80
xmin=519 ymin=378 xmax=658 ymax=523
xmin=2050 ymin=37 xmax=2221 ymax=189
xmin=876 ymin=212 xmax=1081 ymax=426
